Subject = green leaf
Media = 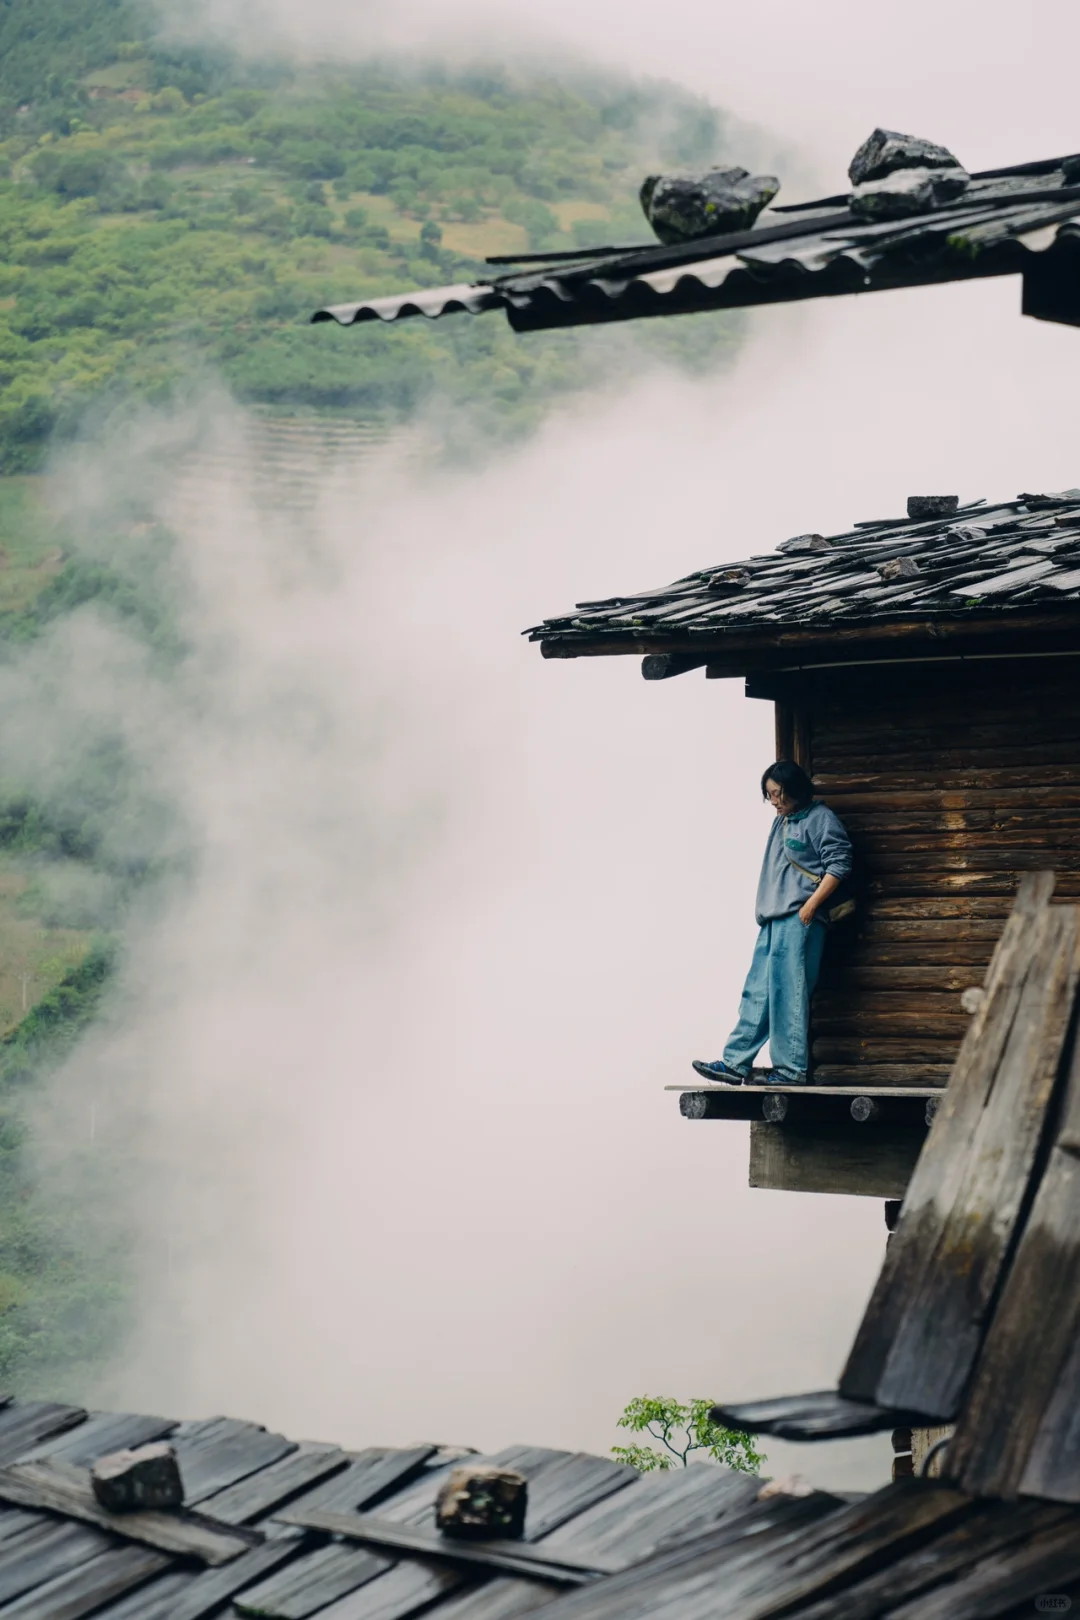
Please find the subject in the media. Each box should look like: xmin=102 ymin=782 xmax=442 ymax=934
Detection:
xmin=615 ymin=1396 xmax=764 ymax=1474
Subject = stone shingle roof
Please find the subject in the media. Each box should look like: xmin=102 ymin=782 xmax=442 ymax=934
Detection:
xmin=526 ymin=489 xmax=1080 ymax=664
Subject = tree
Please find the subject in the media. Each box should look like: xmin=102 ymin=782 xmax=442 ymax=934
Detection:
xmin=612 ymin=1396 xmax=765 ymax=1474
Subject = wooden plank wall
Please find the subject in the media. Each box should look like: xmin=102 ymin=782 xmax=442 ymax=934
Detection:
xmin=776 ymin=658 xmax=1080 ymax=1090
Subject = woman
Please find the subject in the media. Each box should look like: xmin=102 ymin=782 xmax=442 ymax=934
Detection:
xmin=693 ymin=760 xmax=853 ymax=1087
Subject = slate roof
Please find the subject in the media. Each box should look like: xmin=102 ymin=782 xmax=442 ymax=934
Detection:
xmin=313 ymin=151 xmax=1080 ymax=334
xmin=526 ymin=488 xmax=1080 ymax=665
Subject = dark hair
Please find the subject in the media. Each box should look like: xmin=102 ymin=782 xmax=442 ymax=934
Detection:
xmin=761 ymin=760 xmax=814 ymax=807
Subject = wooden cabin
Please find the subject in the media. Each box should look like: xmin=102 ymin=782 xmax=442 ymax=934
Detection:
xmin=526 ymin=488 xmax=1080 ymax=1199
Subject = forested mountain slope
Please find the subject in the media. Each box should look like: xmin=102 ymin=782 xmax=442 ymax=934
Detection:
xmin=0 ymin=0 xmax=745 ymax=471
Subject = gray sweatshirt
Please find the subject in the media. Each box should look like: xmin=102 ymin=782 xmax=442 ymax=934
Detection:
xmin=755 ymin=801 xmax=853 ymax=925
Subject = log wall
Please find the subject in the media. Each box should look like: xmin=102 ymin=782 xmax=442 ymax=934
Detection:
xmin=775 ymin=658 xmax=1080 ymax=1089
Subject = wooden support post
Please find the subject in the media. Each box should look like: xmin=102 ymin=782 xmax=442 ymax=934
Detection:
xmin=891 ymin=1426 xmax=915 ymax=1480
xmin=774 ymin=700 xmax=795 ymax=763
xmin=911 ymin=1425 xmax=954 ymax=1479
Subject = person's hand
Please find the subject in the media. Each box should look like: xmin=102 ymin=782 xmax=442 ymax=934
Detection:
xmin=799 ymin=899 xmax=818 ymax=927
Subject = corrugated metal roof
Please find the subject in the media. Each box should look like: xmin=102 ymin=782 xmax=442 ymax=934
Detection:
xmin=314 ymin=153 xmax=1080 ymax=334
xmin=526 ymin=489 xmax=1080 ymax=661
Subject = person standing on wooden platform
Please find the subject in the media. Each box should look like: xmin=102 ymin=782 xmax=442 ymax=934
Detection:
xmin=693 ymin=762 xmax=853 ymax=1087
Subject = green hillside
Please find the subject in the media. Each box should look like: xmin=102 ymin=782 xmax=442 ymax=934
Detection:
xmin=0 ymin=0 xmax=744 ymax=471
xmin=0 ymin=1 xmax=749 ymax=1394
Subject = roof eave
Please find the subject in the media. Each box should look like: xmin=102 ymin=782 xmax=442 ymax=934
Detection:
xmin=535 ymin=608 xmax=1080 ymax=677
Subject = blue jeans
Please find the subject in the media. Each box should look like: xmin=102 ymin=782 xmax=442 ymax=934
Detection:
xmin=722 ymin=913 xmax=828 ymax=1082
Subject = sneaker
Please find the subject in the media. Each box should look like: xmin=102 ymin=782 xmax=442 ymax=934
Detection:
xmin=691 ymin=1060 xmax=748 ymax=1086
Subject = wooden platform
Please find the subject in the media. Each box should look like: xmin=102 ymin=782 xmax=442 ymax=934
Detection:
xmin=666 ymin=1083 xmax=940 ymax=1124
xmin=670 ymin=1083 xmax=939 ymax=1198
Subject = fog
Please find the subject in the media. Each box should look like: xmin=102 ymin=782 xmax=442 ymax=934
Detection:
xmin=19 ymin=0 xmax=1080 ymax=1495
xmin=175 ymin=0 xmax=1080 ymax=187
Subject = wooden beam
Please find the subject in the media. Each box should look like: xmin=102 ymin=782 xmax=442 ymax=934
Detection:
xmin=675 ymin=1086 xmax=937 ymax=1130
xmin=640 ymin=653 xmax=706 ymax=680
xmin=537 ymin=613 xmax=1080 ymax=666
xmin=709 ymin=1391 xmax=927 ymax=1440
xmin=748 ymin=1121 xmax=926 ymax=1198
xmin=0 ymin=1462 xmax=260 ymax=1566
xmin=273 ymin=1508 xmax=602 ymax=1585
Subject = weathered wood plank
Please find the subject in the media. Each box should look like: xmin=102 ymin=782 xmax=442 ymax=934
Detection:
xmin=0 ymin=1404 xmax=88 ymax=1466
xmin=861 ymin=849 xmax=1080 ymax=872
xmin=199 ymin=1443 xmax=349 ymax=1524
xmin=868 ymin=873 xmax=1080 ymax=896
xmin=748 ymin=1122 xmax=924 ymax=1199
xmin=274 ymin=1446 xmax=436 ymax=1520
xmin=818 ymin=698 xmax=1080 ymax=729
xmin=817 ymin=768 xmax=1080 ymax=792
xmin=516 ymin=1453 xmax=635 ymax=1541
xmin=823 ymin=967 xmax=981 ymax=991
xmin=0 ymin=1543 xmax=170 ymax=1619
xmin=811 ymin=1011 xmax=968 ymax=1037
xmin=90 ymin=1570 xmax=196 ymax=1618
xmin=814 ymin=746 xmax=1080 ymax=772
xmin=0 ymin=1506 xmax=49 ymax=1546
xmin=824 ymin=789 xmax=1080 ymax=812
xmin=23 ymin=1412 xmax=177 ymax=1468
xmin=314 ymin=1559 xmax=465 ymax=1620
xmin=500 ymin=1497 xmax=839 ymax=1620
xmin=541 ymin=1464 xmax=759 ymax=1571
xmin=532 ymin=1481 xmax=971 ymax=1620
xmin=813 ymin=720 xmax=1080 ymax=754
xmin=788 ymin=1499 xmax=1071 ymax=1620
xmin=0 ymin=1520 xmax=111 ymax=1606
xmin=859 ymin=898 xmax=1014 ymax=919
xmin=946 ymin=1016 xmax=1080 ymax=1500
xmin=273 ymin=1509 xmax=604 ymax=1585
xmin=823 ymin=939 xmax=996 ymax=962
xmin=811 ymin=1067 xmax=953 ymax=1088
xmin=842 ymin=879 xmax=1078 ymax=1418
xmin=430 ymin=1577 xmax=562 ymax=1620
xmin=854 ymin=831 xmax=1080 ymax=855
xmin=841 ymin=815 xmax=1080 ymax=839
xmin=882 ymin=1510 xmax=1080 ymax=1620
xmin=234 ymin=1542 xmax=393 ymax=1618
xmin=708 ymin=1391 xmax=922 ymax=1440
xmin=0 ymin=1461 xmax=259 ymax=1566
xmin=91 ymin=1536 xmax=304 ymax=1620
xmin=812 ymin=1039 xmax=960 ymax=1066
xmin=170 ymin=1418 xmax=296 ymax=1505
